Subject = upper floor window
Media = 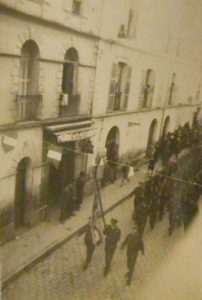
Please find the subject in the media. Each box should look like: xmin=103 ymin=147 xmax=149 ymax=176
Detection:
xmin=127 ymin=9 xmax=138 ymax=38
xmin=19 ymin=40 xmax=40 ymax=96
xmin=62 ymin=48 xmax=79 ymax=96
xmin=107 ymin=62 xmax=132 ymax=112
xmin=167 ymin=73 xmax=177 ymax=105
xmin=72 ymin=0 xmax=82 ymax=15
xmin=139 ymin=69 xmax=156 ymax=109
xmin=17 ymin=40 xmax=42 ymax=121
xmin=196 ymin=84 xmax=201 ymax=102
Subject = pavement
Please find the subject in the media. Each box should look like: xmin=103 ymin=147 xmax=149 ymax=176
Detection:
xmin=1 ymin=161 xmax=150 ymax=287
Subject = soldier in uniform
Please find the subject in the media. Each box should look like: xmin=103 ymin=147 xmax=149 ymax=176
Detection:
xmin=121 ymin=225 xmax=144 ymax=286
xmin=135 ymin=199 xmax=149 ymax=235
xmin=103 ymin=218 xmax=121 ymax=276
xmin=75 ymin=171 xmax=85 ymax=210
xmin=78 ymin=216 xmax=102 ymax=271
xmin=59 ymin=182 xmax=76 ymax=223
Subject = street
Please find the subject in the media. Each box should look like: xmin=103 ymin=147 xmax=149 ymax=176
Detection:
xmin=2 ymin=196 xmax=184 ymax=300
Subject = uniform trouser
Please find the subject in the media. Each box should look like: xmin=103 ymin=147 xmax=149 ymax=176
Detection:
xmin=75 ymin=194 xmax=83 ymax=209
xmin=105 ymin=247 xmax=116 ymax=271
xmin=84 ymin=244 xmax=95 ymax=266
xmin=127 ymin=252 xmax=138 ymax=282
xmin=159 ymin=201 xmax=166 ymax=219
xmin=149 ymin=208 xmax=158 ymax=229
xmin=168 ymin=211 xmax=174 ymax=234
xmin=136 ymin=214 xmax=148 ymax=235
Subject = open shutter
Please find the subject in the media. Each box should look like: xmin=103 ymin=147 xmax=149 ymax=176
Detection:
xmin=139 ymin=69 xmax=147 ymax=108
xmin=148 ymin=71 xmax=156 ymax=108
xmin=107 ymin=63 xmax=118 ymax=112
xmin=122 ymin=66 xmax=132 ymax=110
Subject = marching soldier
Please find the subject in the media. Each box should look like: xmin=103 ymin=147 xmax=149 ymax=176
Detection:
xmin=75 ymin=171 xmax=86 ymax=210
xmin=121 ymin=225 xmax=144 ymax=286
xmin=78 ymin=216 xmax=102 ymax=271
xmin=103 ymin=218 xmax=121 ymax=276
xmin=59 ymin=182 xmax=76 ymax=223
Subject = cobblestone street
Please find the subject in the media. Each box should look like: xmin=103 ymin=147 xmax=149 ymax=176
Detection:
xmin=2 ymin=197 xmax=185 ymax=300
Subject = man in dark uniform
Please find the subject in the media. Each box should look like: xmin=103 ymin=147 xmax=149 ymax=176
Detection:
xmin=121 ymin=225 xmax=144 ymax=286
xmin=135 ymin=200 xmax=149 ymax=235
xmin=103 ymin=218 xmax=121 ymax=276
xmin=78 ymin=216 xmax=102 ymax=271
xmin=59 ymin=182 xmax=76 ymax=223
xmin=75 ymin=171 xmax=85 ymax=210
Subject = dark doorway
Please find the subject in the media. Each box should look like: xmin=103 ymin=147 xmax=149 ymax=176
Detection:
xmin=15 ymin=158 xmax=31 ymax=228
xmin=47 ymin=142 xmax=75 ymax=207
xmin=162 ymin=116 xmax=170 ymax=137
xmin=47 ymin=164 xmax=60 ymax=205
xmin=146 ymin=119 xmax=157 ymax=157
xmin=60 ymin=142 xmax=75 ymax=190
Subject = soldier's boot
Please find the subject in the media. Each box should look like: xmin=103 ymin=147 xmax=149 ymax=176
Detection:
xmin=103 ymin=263 xmax=111 ymax=277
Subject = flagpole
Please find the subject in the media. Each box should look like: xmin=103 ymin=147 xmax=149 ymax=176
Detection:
xmin=94 ymin=164 xmax=106 ymax=228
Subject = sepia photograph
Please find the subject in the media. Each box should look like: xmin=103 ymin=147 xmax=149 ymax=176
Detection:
xmin=0 ymin=0 xmax=202 ymax=299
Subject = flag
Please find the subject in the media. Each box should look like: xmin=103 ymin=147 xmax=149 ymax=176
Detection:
xmin=91 ymin=191 xmax=103 ymax=245
xmin=92 ymin=191 xmax=102 ymax=219
xmin=46 ymin=145 xmax=63 ymax=168
xmin=100 ymin=158 xmax=104 ymax=166
xmin=128 ymin=166 xmax=134 ymax=177
xmin=47 ymin=149 xmax=62 ymax=161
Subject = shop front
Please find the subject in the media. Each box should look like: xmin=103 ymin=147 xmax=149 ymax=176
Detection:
xmin=43 ymin=118 xmax=95 ymax=208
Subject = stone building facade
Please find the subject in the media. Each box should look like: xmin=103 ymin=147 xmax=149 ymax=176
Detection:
xmin=0 ymin=0 xmax=201 ymax=243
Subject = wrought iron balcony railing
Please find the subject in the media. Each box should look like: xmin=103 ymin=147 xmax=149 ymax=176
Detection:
xmin=16 ymin=95 xmax=42 ymax=121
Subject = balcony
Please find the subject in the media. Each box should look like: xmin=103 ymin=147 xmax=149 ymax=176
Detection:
xmin=59 ymin=94 xmax=81 ymax=117
xmin=16 ymin=95 xmax=42 ymax=121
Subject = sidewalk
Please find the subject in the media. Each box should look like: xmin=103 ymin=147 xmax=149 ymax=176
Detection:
xmin=1 ymin=163 xmax=149 ymax=287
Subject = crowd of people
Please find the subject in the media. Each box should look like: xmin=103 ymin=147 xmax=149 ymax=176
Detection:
xmin=133 ymin=121 xmax=202 ymax=237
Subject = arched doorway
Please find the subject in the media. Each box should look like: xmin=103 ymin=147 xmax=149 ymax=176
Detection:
xmin=162 ymin=116 xmax=170 ymax=137
xmin=105 ymin=126 xmax=120 ymax=161
xmin=146 ymin=119 xmax=158 ymax=157
xmin=103 ymin=126 xmax=120 ymax=184
xmin=15 ymin=158 xmax=32 ymax=227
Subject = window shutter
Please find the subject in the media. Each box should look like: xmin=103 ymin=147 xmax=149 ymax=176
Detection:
xmin=107 ymin=63 xmax=118 ymax=112
xmin=148 ymin=71 xmax=156 ymax=108
xmin=122 ymin=66 xmax=132 ymax=110
xmin=139 ymin=69 xmax=147 ymax=108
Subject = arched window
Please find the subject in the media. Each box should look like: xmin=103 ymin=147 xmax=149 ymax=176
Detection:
xmin=20 ymin=40 xmax=40 ymax=96
xmin=139 ymin=69 xmax=156 ymax=109
xmin=107 ymin=62 xmax=131 ymax=112
xmin=17 ymin=40 xmax=41 ymax=121
xmin=62 ymin=48 xmax=79 ymax=95
xmin=168 ymin=73 xmax=177 ymax=105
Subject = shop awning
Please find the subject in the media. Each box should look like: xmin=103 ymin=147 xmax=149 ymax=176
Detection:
xmin=45 ymin=120 xmax=96 ymax=143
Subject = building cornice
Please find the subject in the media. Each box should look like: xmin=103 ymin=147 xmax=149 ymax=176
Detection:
xmin=93 ymin=103 xmax=202 ymax=119
xmin=0 ymin=3 xmax=99 ymax=41
xmin=0 ymin=115 xmax=92 ymax=132
xmin=0 ymin=3 xmax=199 ymax=66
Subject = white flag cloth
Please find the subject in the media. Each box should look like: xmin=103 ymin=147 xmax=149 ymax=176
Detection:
xmin=2 ymin=135 xmax=17 ymax=147
xmin=61 ymin=93 xmax=69 ymax=106
xmin=100 ymin=158 xmax=104 ymax=166
xmin=47 ymin=149 xmax=62 ymax=161
xmin=128 ymin=166 xmax=134 ymax=177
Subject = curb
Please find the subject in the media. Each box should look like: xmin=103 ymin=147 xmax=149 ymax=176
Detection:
xmin=2 ymin=189 xmax=133 ymax=289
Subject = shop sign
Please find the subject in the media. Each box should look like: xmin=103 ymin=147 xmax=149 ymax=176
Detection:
xmin=57 ymin=128 xmax=95 ymax=143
